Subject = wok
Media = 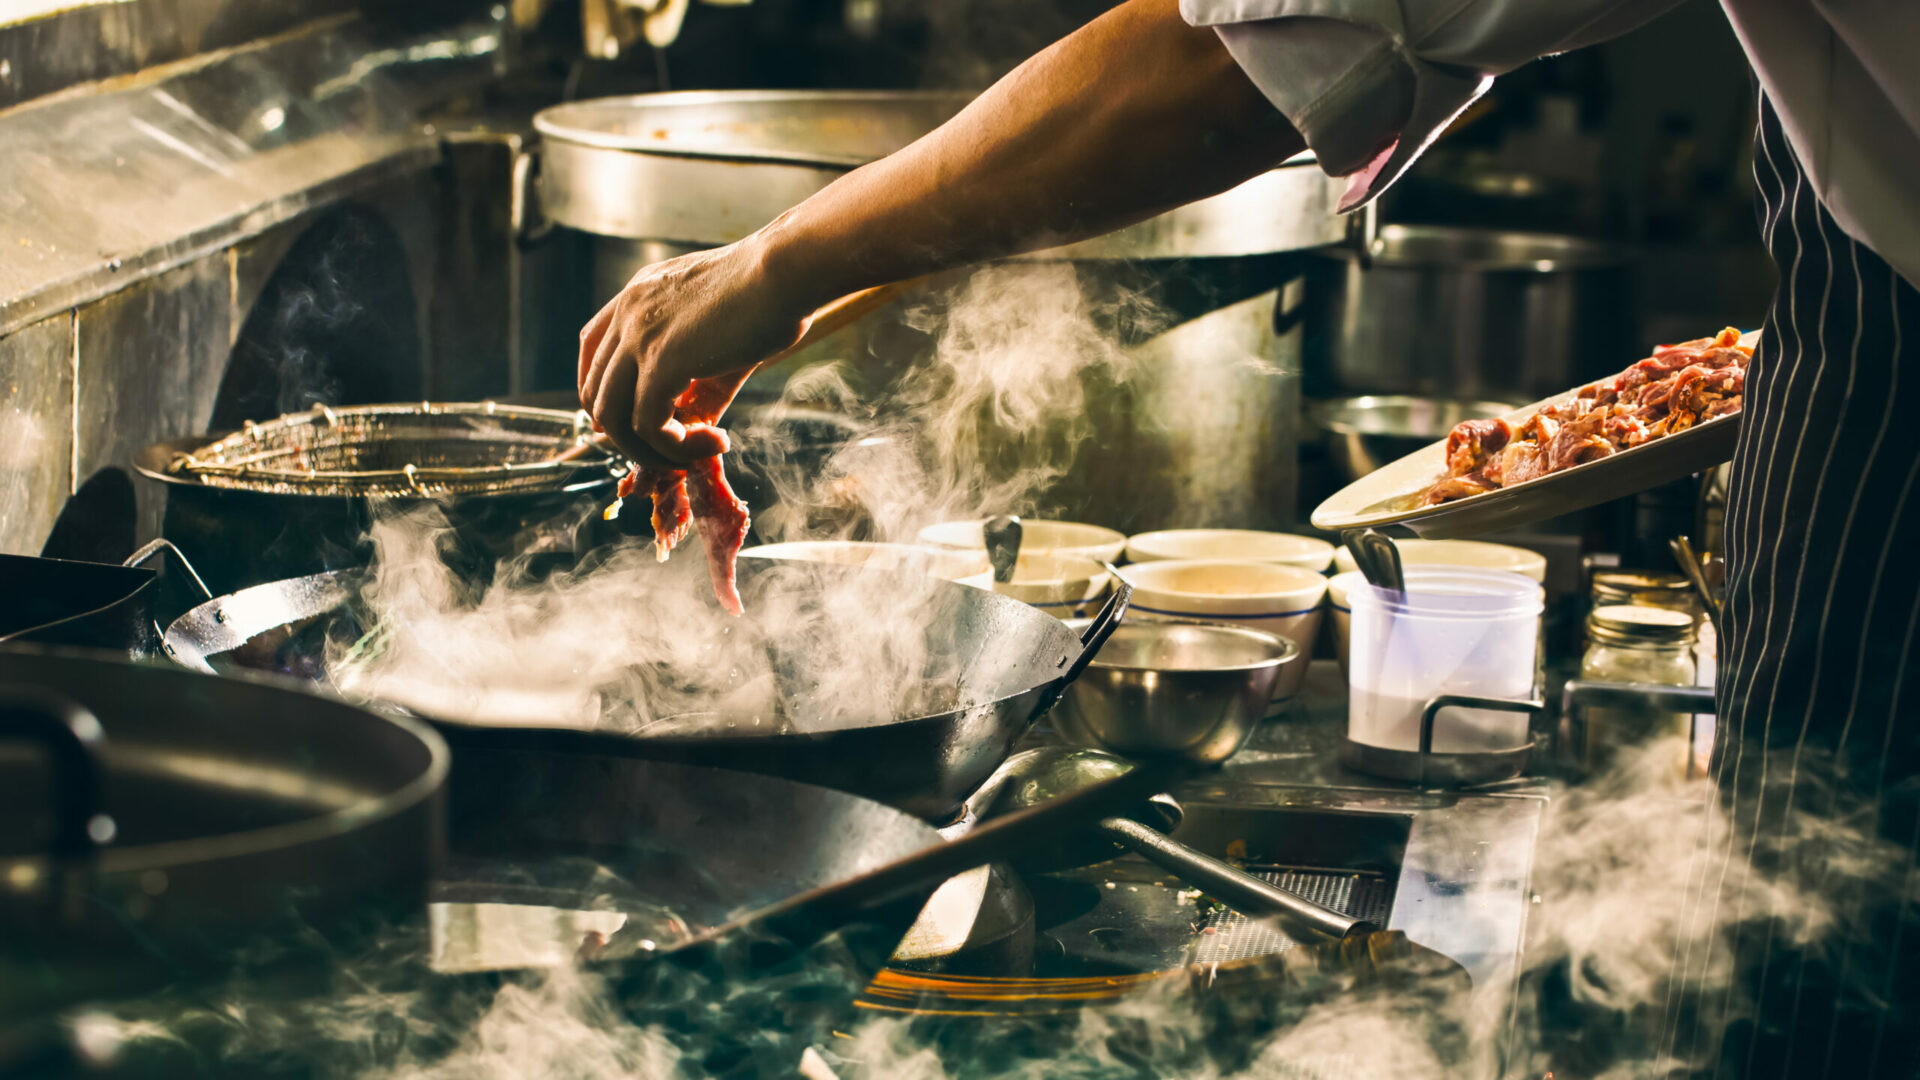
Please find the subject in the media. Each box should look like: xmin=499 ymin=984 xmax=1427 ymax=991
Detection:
xmin=161 ymin=558 xmax=1131 ymax=819
xmin=0 ymin=555 xmax=154 ymax=652
xmin=0 ymin=647 xmax=447 ymax=1023
xmin=3 ymin=672 xmax=1173 ymax=1078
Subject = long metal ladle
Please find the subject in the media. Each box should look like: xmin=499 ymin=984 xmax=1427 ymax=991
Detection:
xmin=977 ymin=747 xmax=1375 ymax=943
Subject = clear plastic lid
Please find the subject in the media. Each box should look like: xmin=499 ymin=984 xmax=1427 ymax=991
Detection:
xmin=1346 ymin=568 xmax=1544 ymax=622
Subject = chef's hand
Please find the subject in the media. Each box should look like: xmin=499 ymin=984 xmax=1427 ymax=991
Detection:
xmin=577 ymin=241 xmax=815 ymax=466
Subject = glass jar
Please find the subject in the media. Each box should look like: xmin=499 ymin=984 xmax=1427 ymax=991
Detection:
xmin=1591 ymin=570 xmax=1699 ymax=619
xmin=1580 ymin=604 xmax=1699 ymax=778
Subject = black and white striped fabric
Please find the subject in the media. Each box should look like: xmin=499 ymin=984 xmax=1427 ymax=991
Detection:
xmin=1665 ymin=94 xmax=1920 ymax=1080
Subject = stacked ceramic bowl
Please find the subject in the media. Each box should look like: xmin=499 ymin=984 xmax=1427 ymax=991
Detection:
xmin=1114 ymin=530 xmax=1333 ymax=707
xmin=916 ymin=518 xmax=1123 ymax=618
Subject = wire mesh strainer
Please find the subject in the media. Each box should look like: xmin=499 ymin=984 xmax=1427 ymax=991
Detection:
xmin=169 ymin=402 xmax=620 ymax=497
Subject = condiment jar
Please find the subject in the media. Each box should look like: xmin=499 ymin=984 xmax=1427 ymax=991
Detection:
xmin=1579 ymin=604 xmax=1699 ymax=777
xmin=1590 ymin=570 xmax=1698 ymax=619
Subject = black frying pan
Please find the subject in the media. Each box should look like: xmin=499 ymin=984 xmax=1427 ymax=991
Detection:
xmin=161 ymin=559 xmax=1129 ymax=819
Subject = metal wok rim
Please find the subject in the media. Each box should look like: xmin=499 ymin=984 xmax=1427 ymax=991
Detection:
xmin=160 ymin=563 xmax=1085 ymax=735
xmin=0 ymin=645 xmax=449 ymax=876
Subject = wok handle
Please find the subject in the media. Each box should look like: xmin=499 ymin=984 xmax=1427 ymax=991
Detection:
xmin=1097 ymin=817 xmax=1374 ymax=943
xmin=124 ymin=538 xmax=214 ymax=650
xmin=0 ymin=686 xmax=111 ymax=924
xmin=1034 ymin=571 xmax=1132 ymax=716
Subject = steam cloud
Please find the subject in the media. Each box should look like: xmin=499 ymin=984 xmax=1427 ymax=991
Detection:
xmin=99 ymin=264 xmax=1914 ymax=1078
xmin=752 ymin=261 xmax=1145 ymax=546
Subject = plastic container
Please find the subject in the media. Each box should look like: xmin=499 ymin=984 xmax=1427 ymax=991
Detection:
xmin=1347 ymin=568 xmax=1544 ymax=755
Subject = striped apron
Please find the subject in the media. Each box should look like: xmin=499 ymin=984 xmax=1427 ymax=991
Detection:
xmin=1668 ymin=94 xmax=1920 ymax=1079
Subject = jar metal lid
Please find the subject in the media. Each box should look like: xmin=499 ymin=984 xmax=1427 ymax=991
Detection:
xmin=1587 ymin=603 xmax=1697 ymax=647
xmin=1591 ymin=570 xmax=1695 ymax=611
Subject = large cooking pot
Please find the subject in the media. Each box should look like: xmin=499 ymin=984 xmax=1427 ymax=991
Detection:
xmin=0 ymin=648 xmax=447 ymax=1021
xmin=532 ymin=91 xmax=1347 ymax=258
xmin=1302 ymin=225 xmax=1635 ymax=403
xmin=160 ymin=558 xmax=1130 ymax=820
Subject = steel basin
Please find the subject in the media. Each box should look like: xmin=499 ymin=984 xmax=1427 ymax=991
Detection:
xmin=1054 ymin=621 xmax=1297 ymax=764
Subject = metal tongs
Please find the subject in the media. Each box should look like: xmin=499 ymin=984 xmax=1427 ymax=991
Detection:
xmin=1670 ymin=535 xmax=1724 ymax=642
xmin=1343 ymin=527 xmax=1406 ymax=593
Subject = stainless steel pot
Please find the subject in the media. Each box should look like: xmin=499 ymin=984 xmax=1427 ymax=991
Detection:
xmin=533 ymin=91 xmax=1348 ymax=257
xmin=1303 ymin=225 xmax=1635 ymax=403
xmin=1314 ymin=395 xmax=1519 ymax=484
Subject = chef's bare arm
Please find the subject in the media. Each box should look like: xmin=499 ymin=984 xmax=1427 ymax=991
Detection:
xmin=579 ymin=0 xmax=1303 ymax=464
xmin=759 ymin=0 xmax=1303 ymax=296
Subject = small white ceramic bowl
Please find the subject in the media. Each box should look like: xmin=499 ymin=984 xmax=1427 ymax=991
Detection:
xmin=917 ymin=519 xmax=1127 ymax=565
xmin=1332 ymin=539 xmax=1546 ymax=583
xmin=741 ymin=541 xmax=994 ymax=589
xmin=993 ymin=552 xmax=1112 ymax=618
xmin=1326 ymin=570 xmax=1368 ymax=677
xmin=1116 ymin=559 xmax=1328 ymax=703
xmin=1125 ymin=529 xmax=1335 ymax=572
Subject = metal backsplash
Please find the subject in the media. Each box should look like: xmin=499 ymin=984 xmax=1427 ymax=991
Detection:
xmin=0 ymin=0 xmax=495 ymax=112
xmin=0 ymin=10 xmax=524 ymax=556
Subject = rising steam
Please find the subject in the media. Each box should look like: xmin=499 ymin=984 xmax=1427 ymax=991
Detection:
xmin=752 ymin=261 xmax=1145 ymax=545
xmin=97 ymin=261 xmax=1913 ymax=1077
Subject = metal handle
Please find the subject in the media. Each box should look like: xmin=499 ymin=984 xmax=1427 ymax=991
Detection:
xmin=1097 ymin=816 xmax=1373 ymax=943
xmin=0 ymin=687 xmax=110 ymax=861
xmin=1348 ymin=201 xmax=1380 ymax=272
xmin=982 ymin=515 xmax=1022 ymax=585
xmin=0 ymin=686 xmax=111 ymax=925
xmin=1031 ymin=574 xmax=1131 ymax=718
xmin=123 ymin=538 xmax=213 ymax=651
xmin=1417 ymin=694 xmax=1545 ymax=788
xmin=1559 ymin=679 xmax=1717 ymax=780
xmin=1342 ymin=528 xmax=1405 ymax=592
xmin=511 ymin=147 xmax=553 ymax=248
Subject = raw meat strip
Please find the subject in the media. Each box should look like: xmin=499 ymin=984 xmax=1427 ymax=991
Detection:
xmin=608 ymin=366 xmax=758 ymax=613
xmin=685 ymin=456 xmax=750 ymax=617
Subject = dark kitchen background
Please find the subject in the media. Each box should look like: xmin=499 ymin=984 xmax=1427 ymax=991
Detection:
xmin=0 ymin=0 xmax=1764 ymax=566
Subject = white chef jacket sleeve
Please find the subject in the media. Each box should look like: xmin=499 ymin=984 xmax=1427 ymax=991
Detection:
xmin=1180 ymin=0 xmax=1685 ymax=210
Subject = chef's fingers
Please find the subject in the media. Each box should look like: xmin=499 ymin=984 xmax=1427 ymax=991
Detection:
xmin=590 ymin=351 xmax=649 ymax=459
xmin=577 ymin=301 xmax=617 ymax=406
xmin=581 ymin=321 xmax=625 ymax=422
xmin=630 ymin=365 xmax=728 ymax=463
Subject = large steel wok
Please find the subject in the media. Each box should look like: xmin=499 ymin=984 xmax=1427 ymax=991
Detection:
xmin=160 ymin=559 xmax=1130 ymax=819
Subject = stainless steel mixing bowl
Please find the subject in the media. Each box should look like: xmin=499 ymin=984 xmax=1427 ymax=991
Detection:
xmin=1054 ymin=621 xmax=1299 ymax=764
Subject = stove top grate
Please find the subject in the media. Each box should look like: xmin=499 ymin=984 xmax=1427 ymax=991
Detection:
xmin=1191 ymin=866 xmax=1395 ymax=965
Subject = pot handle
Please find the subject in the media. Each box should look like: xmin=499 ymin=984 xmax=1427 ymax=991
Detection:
xmin=0 ymin=686 xmax=111 ymax=922
xmin=1417 ymin=694 xmax=1545 ymax=788
xmin=124 ymin=538 xmax=214 ymax=648
xmin=511 ymin=147 xmax=554 ymax=248
xmin=1033 ymin=570 xmax=1132 ymax=716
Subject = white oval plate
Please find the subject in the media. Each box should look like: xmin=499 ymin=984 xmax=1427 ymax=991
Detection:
xmin=1310 ymin=388 xmax=1742 ymax=539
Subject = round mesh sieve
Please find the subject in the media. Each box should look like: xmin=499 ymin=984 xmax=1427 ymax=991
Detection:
xmin=169 ymin=402 xmax=621 ymax=497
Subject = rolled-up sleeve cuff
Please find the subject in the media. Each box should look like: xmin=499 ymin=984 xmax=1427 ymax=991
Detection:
xmin=1184 ymin=0 xmax=1491 ymax=211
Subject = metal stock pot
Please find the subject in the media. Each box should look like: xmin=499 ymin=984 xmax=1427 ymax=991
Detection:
xmin=1303 ymin=225 xmax=1635 ymax=404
